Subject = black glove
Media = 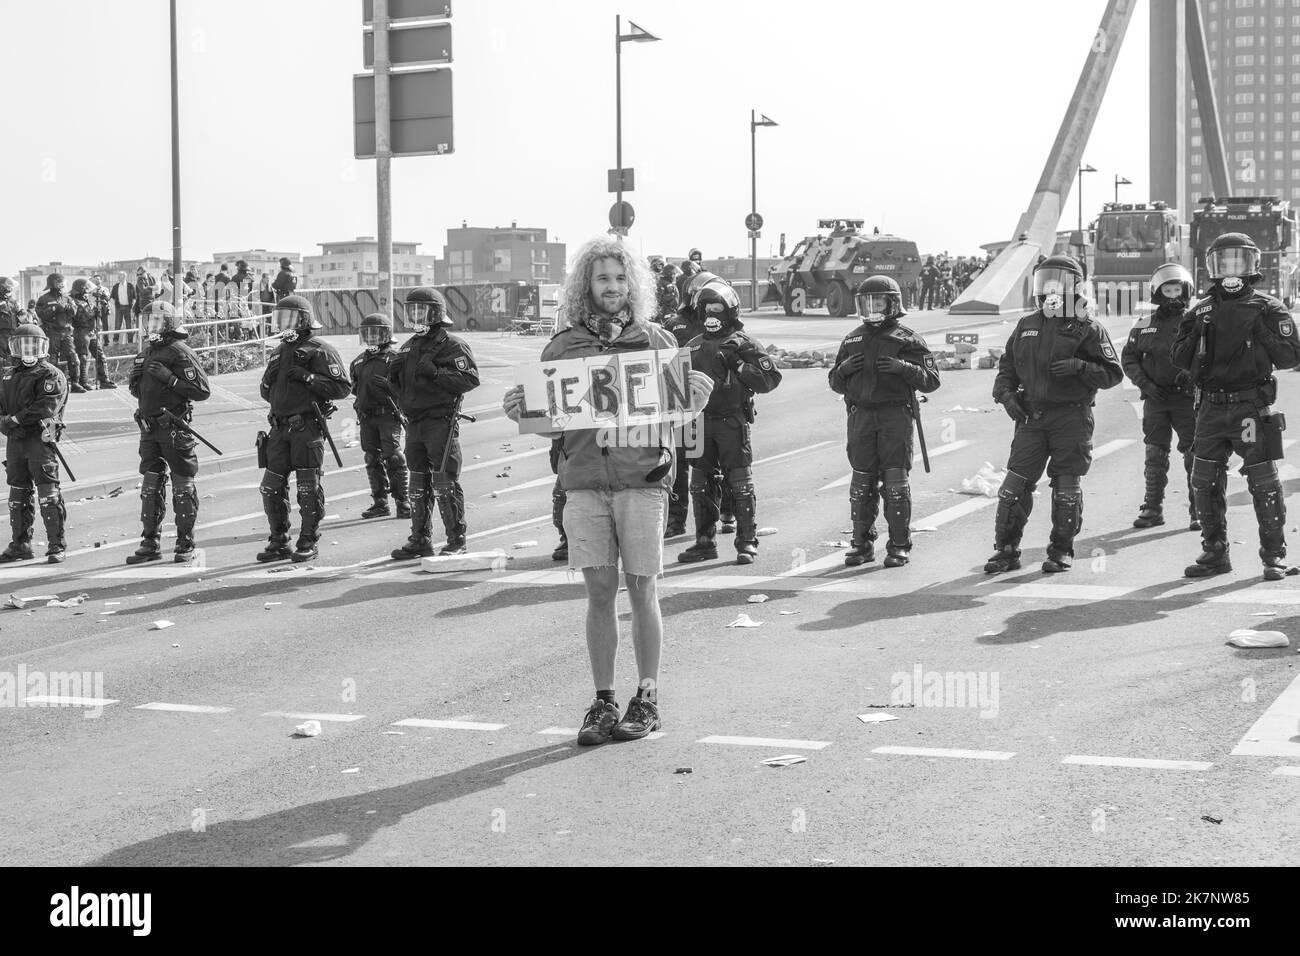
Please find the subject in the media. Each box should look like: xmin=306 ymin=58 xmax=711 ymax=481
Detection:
xmin=1174 ymin=370 xmax=1193 ymax=390
xmin=837 ymin=353 xmax=866 ymax=377
xmin=145 ymin=360 xmax=174 ymax=385
xmin=372 ymin=376 xmax=394 ymax=393
xmin=286 ymin=366 xmax=312 ymax=384
xmin=875 ymin=356 xmax=907 ymax=375
xmin=0 ymin=415 xmax=18 ymax=434
xmin=418 ymin=357 xmax=442 ymax=378
xmin=1050 ymin=358 xmax=1086 ymax=377
xmin=1001 ymin=395 xmax=1028 ymax=423
xmin=1142 ymin=384 xmax=1169 ymax=402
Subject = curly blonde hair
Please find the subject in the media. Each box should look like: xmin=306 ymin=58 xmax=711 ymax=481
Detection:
xmin=561 ymin=235 xmax=655 ymax=328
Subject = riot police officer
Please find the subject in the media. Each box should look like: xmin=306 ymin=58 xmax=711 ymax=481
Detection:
xmin=389 ymin=287 xmax=480 ymax=559
xmin=1171 ymin=232 xmax=1300 ymax=580
xmin=126 ymin=301 xmax=212 ymax=564
xmin=0 ymin=277 xmax=26 ymax=359
xmin=350 ymin=312 xmax=410 ymax=520
xmin=661 ymin=285 xmax=708 ymax=538
xmin=0 ymin=324 xmax=70 ymax=563
xmin=829 ymin=275 xmax=941 ymax=567
xmin=1122 ymin=263 xmax=1197 ymax=530
xmin=34 ymin=273 xmax=84 ymax=393
xmin=677 ymin=281 xmax=782 ymax=565
xmin=257 ymin=295 xmax=351 ymax=563
xmin=69 ymin=278 xmax=115 ymax=390
xmin=987 ymin=255 xmax=1123 ymax=574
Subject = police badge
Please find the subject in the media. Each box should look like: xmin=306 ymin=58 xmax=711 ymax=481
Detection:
xmin=1281 ymin=319 xmax=1294 ymax=338
xmin=454 ymin=356 xmax=468 ymax=370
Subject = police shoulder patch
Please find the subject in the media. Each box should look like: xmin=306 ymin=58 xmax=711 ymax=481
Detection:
xmin=1101 ymin=341 xmax=1117 ymax=360
xmin=454 ymin=356 xmax=468 ymax=371
xmin=183 ymin=367 xmax=197 ymax=380
xmin=1282 ymin=319 xmax=1295 ymax=337
xmin=923 ymin=354 xmax=938 ymax=371
xmin=329 ymin=363 xmax=342 ymax=377
xmin=44 ymin=379 xmax=56 ymax=393
xmin=759 ymin=357 xmax=774 ymax=370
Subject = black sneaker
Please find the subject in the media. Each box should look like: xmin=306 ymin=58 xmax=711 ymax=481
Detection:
xmin=612 ymin=695 xmax=661 ymax=741
xmin=551 ymin=538 xmax=568 ymax=562
xmin=577 ymin=698 xmax=620 ymax=747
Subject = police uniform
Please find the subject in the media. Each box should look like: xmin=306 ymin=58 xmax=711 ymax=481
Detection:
xmin=662 ymin=306 xmax=705 ymax=534
xmin=127 ymin=332 xmax=212 ymax=561
xmin=828 ymin=317 xmax=941 ymax=564
xmin=258 ymin=336 xmax=351 ymax=559
xmin=683 ymin=321 xmax=782 ymax=562
xmin=0 ymin=292 xmax=25 ymax=358
xmin=990 ymin=302 xmax=1124 ymax=570
xmin=1121 ymin=300 xmax=1196 ymax=526
xmin=0 ymin=358 xmax=69 ymax=561
xmin=71 ymin=290 xmax=112 ymax=389
xmin=350 ymin=343 xmax=409 ymax=514
xmin=390 ymin=326 xmax=480 ymax=553
xmin=34 ymin=287 xmax=80 ymax=386
xmin=1171 ymin=287 xmax=1300 ymax=577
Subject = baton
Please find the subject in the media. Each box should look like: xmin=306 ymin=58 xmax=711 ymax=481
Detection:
xmin=910 ymin=391 xmax=930 ymax=474
xmin=438 ymin=395 xmax=470 ymax=474
xmin=160 ymin=408 xmax=224 ymax=456
xmin=311 ymin=400 xmax=344 ymax=469
xmin=49 ymin=442 xmax=76 ymax=483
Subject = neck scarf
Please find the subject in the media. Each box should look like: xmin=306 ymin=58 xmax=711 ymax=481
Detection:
xmin=583 ymin=304 xmax=632 ymax=343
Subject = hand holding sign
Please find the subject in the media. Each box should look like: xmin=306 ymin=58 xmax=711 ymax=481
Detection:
xmin=688 ymin=369 xmax=714 ymax=409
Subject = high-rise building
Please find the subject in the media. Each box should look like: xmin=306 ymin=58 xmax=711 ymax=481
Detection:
xmin=1183 ymin=0 xmax=1300 ymax=205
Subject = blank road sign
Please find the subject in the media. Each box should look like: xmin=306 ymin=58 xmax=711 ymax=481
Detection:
xmin=354 ymin=69 xmax=454 ymax=159
xmin=364 ymin=22 xmax=452 ymax=67
xmin=363 ymin=0 xmax=451 ymax=24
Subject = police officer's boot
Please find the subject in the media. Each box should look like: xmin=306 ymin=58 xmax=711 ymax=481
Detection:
xmin=361 ymin=452 xmax=391 ymax=519
xmin=172 ymin=475 xmax=199 ymax=563
xmin=126 ymin=472 xmax=168 ymax=564
xmin=1184 ymin=458 xmax=1232 ymax=577
xmin=1132 ymin=444 xmax=1169 ymax=528
xmin=845 ymin=471 xmax=879 ymax=567
xmin=678 ymin=475 xmax=719 ymax=563
xmin=551 ymin=482 xmax=568 ymax=562
xmin=882 ymin=468 xmax=912 ymax=568
xmin=719 ymin=477 xmax=736 ymax=535
xmin=730 ymin=480 xmax=759 ymax=566
xmin=436 ymin=482 xmax=468 ymax=555
xmin=392 ymin=472 xmax=435 ymax=559
xmin=387 ymin=454 xmax=411 ymax=519
xmin=96 ymin=352 xmax=115 ymax=388
xmin=78 ymin=364 xmax=93 ymax=392
xmin=256 ymin=469 xmax=293 ymax=562
xmin=1246 ymin=460 xmax=1289 ymax=581
xmin=1043 ymin=476 xmax=1083 ymax=573
xmin=984 ymin=471 xmax=1032 ymax=573
xmin=38 ymin=487 xmax=66 ymax=563
xmin=1185 ymin=452 xmax=1199 ymax=531
xmin=0 ymin=487 xmax=35 ymax=562
xmin=292 ymin=468 xmax=325 ymax=562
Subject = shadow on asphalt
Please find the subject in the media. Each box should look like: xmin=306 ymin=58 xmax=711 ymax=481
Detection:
xmin=93 ymin=742 xmax=586 ymax=865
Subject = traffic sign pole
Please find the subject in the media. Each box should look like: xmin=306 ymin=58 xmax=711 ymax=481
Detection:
xmin=374 ymin=0 xmax=393 ymax=317
xmin=750 ymin=109 xmax=757 ymax=311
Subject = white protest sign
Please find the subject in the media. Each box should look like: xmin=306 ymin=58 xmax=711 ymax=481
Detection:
xmin=513 ymin=347 xmax=695 ymax=435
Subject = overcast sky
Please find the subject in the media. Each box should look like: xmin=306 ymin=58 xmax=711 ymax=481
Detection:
xmin=0 ymin=0 xmax=1152 ymax=273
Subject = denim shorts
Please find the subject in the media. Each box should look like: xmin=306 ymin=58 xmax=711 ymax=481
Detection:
xmin=563 ymin=487 xmax=666 ymax=577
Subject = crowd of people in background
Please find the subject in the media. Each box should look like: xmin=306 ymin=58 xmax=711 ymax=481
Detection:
xmin=906 ymin=253 xmax=990 ymax=311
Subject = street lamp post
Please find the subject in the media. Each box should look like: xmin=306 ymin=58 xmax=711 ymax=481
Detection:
xmin=1078 ymin=163 xmax=1097 ymax=235
xmin=613 ymin=16 xmax=659 ymax=236
xmin=1114 ymin=174 xmax=1132 ymax=204
xmin=750 ymin=111 xmax=777 ymax=312
xmin=169 ymin=0 xmax=182 ymax=309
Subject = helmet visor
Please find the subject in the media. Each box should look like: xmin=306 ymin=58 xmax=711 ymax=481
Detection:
xmin=1207 ymin=246 xmax=1260 ymax=279
xmin=360 ymin=325 xmax=390 ymax=347
xmin=14 ymin=334 xmax=46 ymax=363
xmin=406 ymin=301 xmax=433 ymax=327
xmin=1032 ymin=267 xmax=1080 ymax=300
xmin=856 ymin=293 xmax=893 ymax=320
xmin=274 ymin=306 xmax=303 ymax=332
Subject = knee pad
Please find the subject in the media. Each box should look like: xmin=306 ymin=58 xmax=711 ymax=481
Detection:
xmin=1143 ymin=443 xmax=1170 ymax=464
xmin=173 ymin=475 xmax=197 ymax=495
xmin=384 ymin=454 xmax=405 ymax=472
xmin=295 ymin=468 xmax=320 ymax=490
xmin=363 ymin=449 xmax=381 ymax=469
xmin=36 ymin=482 xmax=60 ymax=504
xmin=430 ymin=473 xmax=455 ymax=496
xmin=998 ymin=470 xmax=1029 ymax=502
xmin=1190 ymin=457 xmax=1224 ymax=493
xmin=1245 ymin=460 xmax=1281 ymax=492
xmin=849 ymin=470 xmax=878 ymax=501
xmin=409 ymin=471 xmax=430 ymax=497
xmin=883 ymin=466 xmax=908 ymax=488
xmin=689 ymin=469 xmax=709 ymax=495
xmin=259 ymin=469 xmax=288 ymax=496
xmin=1051 ymin=475 xmax=1082 ymax=500
xmin=726 ymin=466 xmax=754 ymax=497
xmin=140 ymin=471 xmax=167 ymax=497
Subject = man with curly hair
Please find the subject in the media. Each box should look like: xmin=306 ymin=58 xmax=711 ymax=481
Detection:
xmin=503 ymin=236 xmax=713 ymax=747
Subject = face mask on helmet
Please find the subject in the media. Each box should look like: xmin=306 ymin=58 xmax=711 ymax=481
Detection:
xmin=146 ymin=312 xmax=171 ymax=342
xmin=856 ymin=293 xmax=893 ymax=324
xmin=275 ymin=306 xmax=309 ymax=340
xmin=406 ymin=301 xmax=436 ymax=333
xmin=360 ymin=325 xmax=391 ymax=350
xmin=14 ymin=334 xmax=46 ymax=366
xmin=1208 ymin=246 xmax=1260 ymax=282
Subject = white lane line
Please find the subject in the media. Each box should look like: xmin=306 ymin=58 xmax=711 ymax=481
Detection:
xmin=261 ymin=711 xmax=366 ymax=722
xmin=393 ymin=718 xmax=508 ymax=731
xmin=23 ymin=695 xmax=119 ymax=707
xmin=753 ymin=440 xmax=836 ymax=467
xmin=135 ymin=702 xmax=231 ymax=714
xmin=986 ymin=583 xmax=1136 ymax=602
xmin=1231 ymin=671 xmax=1300 ymax=758
xmin=1061 ymin=755 xmax=1213 ymax=770
xmin=1272 ymin=766 xmax=1300 ymax=777
xmin=537 ymin=726 xmax=665 ymax=740
xmin=482 ymin=475 xmax=554 ymax=497
xmin=872 ymin=746 xmax=1015 ymax=761
xmin=1207 ymin=591 xmax=1300 ymax=607
xmin=819 ymin=440 xmax=974 ymax=490
xmin=697 ymin=735 xmax=831 ymax=751
xmin=1092 ymin=438 xmax=1137 ymax=459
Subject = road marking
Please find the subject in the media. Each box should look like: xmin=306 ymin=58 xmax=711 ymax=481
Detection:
xmin=261 ymin=711 xmax=366 ymax=722
xmin=1061 ymin=754 xmax=1213 ymax=770
xmin=135 ymin=702 xmax=231 ymax=714
xmin=986 ymin=583 xmax=1136 ymax=602
xmin=819 ymin=440 xmax=973 ymax=490
xmin=393 ymin=718 xmax=508 ymax=731
xmin=872 ymin=746 xmax=1015 ymax=761
xmin=23 ymin=695 xmax=119 ymax=707
xmin=1272 ymin=766 xmax=1300 ymax=777
xmin=482 ymin=475 xmax=554 ymax=497
xmin=1231 ymin=671 xmax=1300 ymax=758
xmin=754 ymin=440 xmax=836 ymax=467
xmin=537 ymin=726 xmax=665 ymax=740
xmin=1092 ymin=438 xmax=1137 ymax=459
xmin=697 ymin=734 xmax=831 ymax=751
xmin=1206 ymin=591 xmax=1300 ymax=607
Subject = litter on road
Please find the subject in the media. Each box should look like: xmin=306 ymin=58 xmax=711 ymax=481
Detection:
xmin=294 ymin=720 xmax=322 ymax=738
xmin=512 ymin=540 xmax=539 ymax=549
xmin=341 ymin=767 xmax=360 ymax=774
xmin=761 ymin=755 xmax=806 ymax=768
xmin=857 ymin=713 xmax=899 ymax=724
xmin=747 ymin=594 xmax=769 ymax=604
xmin=674 ymin=767 xmax=693 ymax=774
xmin=151 ymin=620 xmax=174 ymax=631
xmin=726 ymin=614 xmax=762 ymax=628
xmin=756 ymin=527 xmax=778 ymax=536
xmin=1226 ymin=629 xmax=1289 ymax=648
xmin=957 ymin=463 xmax=1006 ymax=498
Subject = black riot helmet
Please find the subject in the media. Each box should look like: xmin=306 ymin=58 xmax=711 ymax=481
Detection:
xmin=1205 ymin=232 xmax=1262 ymax=290
xmin=70 ymin=278 xmax=91 ymax=297
xmin=1032 ymin=254 xmax=1085 ymax=317
xmin=1149 ymin=262 xmax=1194 ymax=306
xmin=143 ymin=299 xmax=188 ymax=342
xmin=688 ymin=247 xmax=703 ymax=263
xmin=854 ymin=275 xmax=905 ymax=325
xmin=359 ymin=311 xmax=394 ymax=350
xmin=404 ymin=286 xmax=451 ymax=333
xmin=693 ymin=281 xmax=741 ymax=335
xmin=273 ymin=294 xmax=320 ymax=341
xmin=11 ymin=323 xmax=48 ymax=366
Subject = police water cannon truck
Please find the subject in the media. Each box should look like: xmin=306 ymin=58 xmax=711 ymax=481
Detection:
xmin=1190 ymin=196 xmax=1300 ymax=307
xmin=1091 ymin=200 xmax=1185 ymax=316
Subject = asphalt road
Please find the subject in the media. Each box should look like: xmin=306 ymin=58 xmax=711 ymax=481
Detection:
xmin=2 ymin=308 xmax=1298 ymax=867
